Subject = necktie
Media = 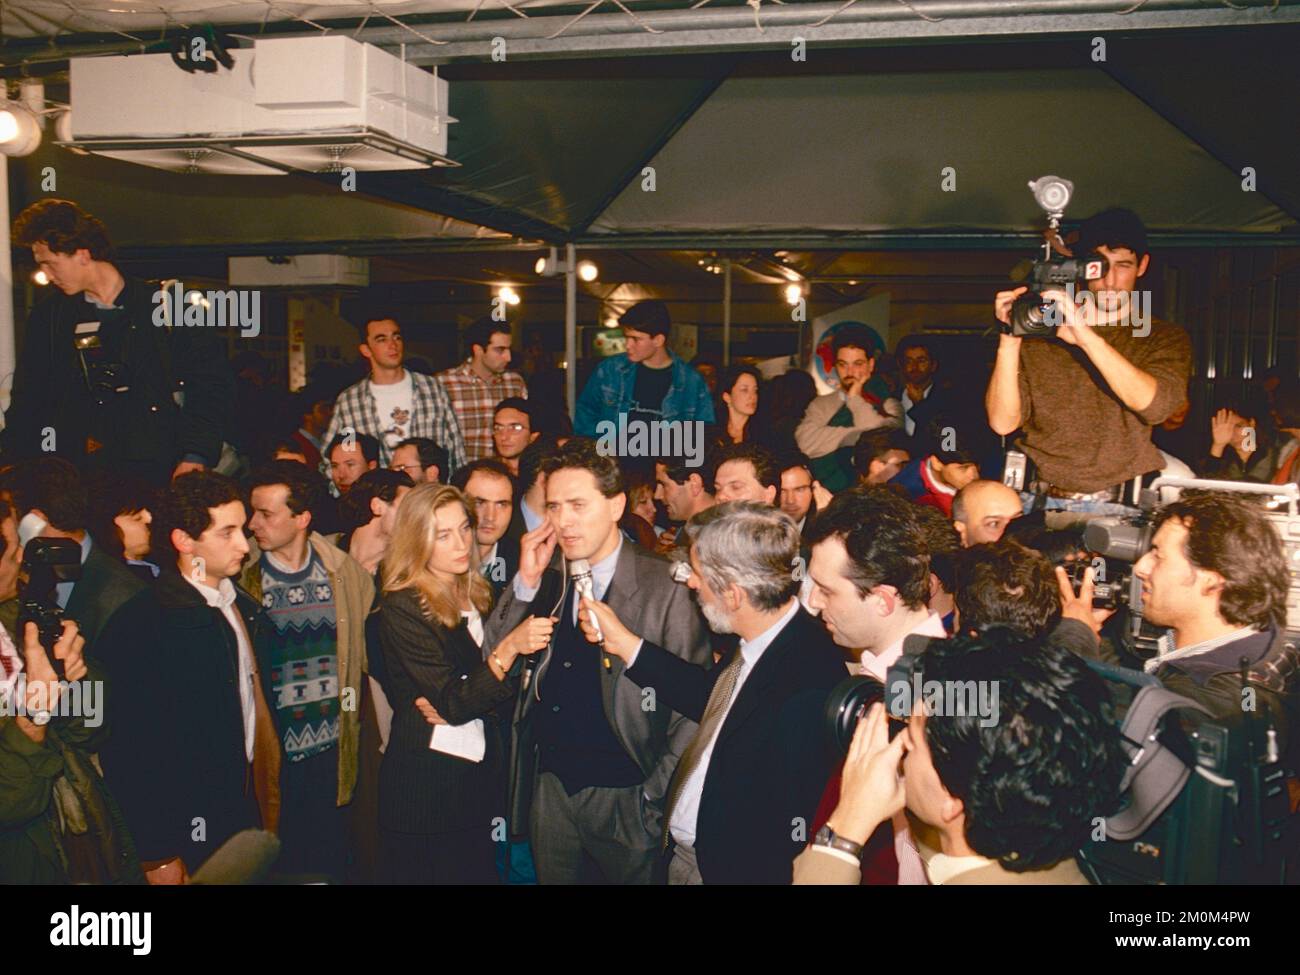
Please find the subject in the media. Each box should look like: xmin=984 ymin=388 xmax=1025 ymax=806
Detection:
xmin=662 ymin=648 xmax=745 ymax=847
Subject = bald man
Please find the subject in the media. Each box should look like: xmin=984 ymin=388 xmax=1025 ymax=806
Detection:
xmin=952 ymin=480 xmax=1023 ymax=547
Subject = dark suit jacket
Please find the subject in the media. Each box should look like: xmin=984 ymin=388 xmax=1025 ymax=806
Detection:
xmin=66 ymin=540 xmax=149 ymax=649
xmin=625 ymin=606 xmax=846 ymax=884
xmin=484 ymin=539 xmax=711 ymax=836
xmin=378 ymin=587 xmax=517 ymax=834
xmin=96 ymin=571 xmax=277 ymax=867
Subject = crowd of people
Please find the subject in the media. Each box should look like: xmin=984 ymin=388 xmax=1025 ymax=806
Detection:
xmin=1 ymin=198 xmax=1296 ymax=886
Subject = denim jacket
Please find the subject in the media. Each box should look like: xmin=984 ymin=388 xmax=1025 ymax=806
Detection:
xmin=574 ymin=353 xmax=715 ymax=437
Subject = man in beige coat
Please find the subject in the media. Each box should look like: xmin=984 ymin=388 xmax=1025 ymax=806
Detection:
xmin=241 ymin=461 xmax=374 ymax=879
xmin=794 ymin=627 xmax=1126 ymax=885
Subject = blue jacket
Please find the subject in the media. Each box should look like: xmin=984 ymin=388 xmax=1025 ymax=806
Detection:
xmin=575 ymin=353 xmax=715 ymax=437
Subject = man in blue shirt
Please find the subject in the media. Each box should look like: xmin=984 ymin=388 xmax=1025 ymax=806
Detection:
xmin=575 ymin=300 xmax=714 ymax=439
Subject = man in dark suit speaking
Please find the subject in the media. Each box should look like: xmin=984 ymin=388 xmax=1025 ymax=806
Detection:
xmin=577 ymin=502 xmax=846 ymax=884
xmin=484 ymin=439 xmax=711 ymax=884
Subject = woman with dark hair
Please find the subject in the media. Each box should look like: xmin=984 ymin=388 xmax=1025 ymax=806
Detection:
xmin=711 ymin=364 xmax=761 ymax=448
xmin=1200 ymin=400 xmax=1290 ymax=483
xmin=377 ymin=483 xmax=555 ymax=883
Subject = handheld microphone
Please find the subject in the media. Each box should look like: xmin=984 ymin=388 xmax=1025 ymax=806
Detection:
xmin=569 ymin=558 xmax=609 ymax=668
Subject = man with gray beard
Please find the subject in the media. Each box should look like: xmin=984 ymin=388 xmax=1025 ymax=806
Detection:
xmin=576 ymin=502 xmax=846 ymax=884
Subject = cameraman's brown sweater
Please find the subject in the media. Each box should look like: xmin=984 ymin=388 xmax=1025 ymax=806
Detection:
xmin=1015 ymin=317 xmax=1191 ymax=494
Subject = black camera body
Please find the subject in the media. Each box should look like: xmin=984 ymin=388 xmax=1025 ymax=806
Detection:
xmin=1009 ymin=253 xmax=1109 ymax=336
xmin=824 ymin=634 xmax=932 ymax=756
xmin=17 ymin=537 xmax=83 ymax=675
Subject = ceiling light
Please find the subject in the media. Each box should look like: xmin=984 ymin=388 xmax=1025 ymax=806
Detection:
xmin=0 ymin=101 xmax=41 ymax=157
xmin=535 ymin=247 xmax=559 ymax=277
xmin=32 ymin=270 xmax=49 ymax=286
xmin=577 ymin=260 xmax=599 ymax=282
xmin=784 ymin=282 xmax=806 ymax=305
xmin=497 ymin=286 xmax=521 ymax=306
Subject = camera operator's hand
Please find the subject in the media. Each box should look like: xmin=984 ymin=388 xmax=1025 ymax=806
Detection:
xmin=828 ymin=702 xmax=908 ymax=845
xmin=577 ymin=596 xmax=639 ymax=662
xmin=517 ymin=520 xmax=557 ymax=591
xmin=1041 ymin=287 xmax=1099 ymax=347
xmin=20 ymin=620 xmax=87 ymax=718
xmin=994 ymin=286 xmax=1029 ymax=328
xmin=1055 ymin=565 xmax=1115 ymax=638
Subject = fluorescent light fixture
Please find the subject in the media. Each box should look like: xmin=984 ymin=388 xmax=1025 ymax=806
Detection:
xmin=56 ymin=129 xmax=456 ymax=174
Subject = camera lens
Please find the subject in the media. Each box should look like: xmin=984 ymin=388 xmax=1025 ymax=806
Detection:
xmin=823 ymin=675 xmax=885 ymax=757
xmin=1010 ymin=292 xmax=1054 ymax=336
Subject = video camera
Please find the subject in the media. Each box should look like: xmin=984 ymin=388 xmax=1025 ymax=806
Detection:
xmin=1080 ymin=477 xmax=1300 ymax=657
xmin=17 ymin=537 xmax=83 ymax=678
xmin=1006 ymin=175 xmax=1110 ymax=337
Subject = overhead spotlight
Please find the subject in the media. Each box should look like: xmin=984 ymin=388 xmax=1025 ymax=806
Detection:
xmin=783 ymin=282 xmax=806 ymax=305
xmin=0 ymin=101 xmax=42 ymax=157
xmin=32 ymin=269 xmax=49 ymax=286
xmin=577 ymin=260 xmax=599 ymax=282
xmin=497 ymin=286 xmax=521 ymax=306
xmin=535 ymin=247 xmax=559 ymax=277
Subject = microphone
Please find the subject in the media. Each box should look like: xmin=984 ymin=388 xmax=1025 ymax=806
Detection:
xmin=569 ymin=558 xmax=609 ymax=669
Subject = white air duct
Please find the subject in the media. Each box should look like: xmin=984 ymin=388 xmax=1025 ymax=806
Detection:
xmin=60 ymin=36 xmax=456 ymax=174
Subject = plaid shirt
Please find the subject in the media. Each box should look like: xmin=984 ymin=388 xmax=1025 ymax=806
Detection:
xmin=434 ymin=361 xmax=528 ymax=462
xmin=321 ymin=370 xmax=467 ymax=483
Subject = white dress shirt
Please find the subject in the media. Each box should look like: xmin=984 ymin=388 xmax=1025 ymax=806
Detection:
xmin=668 ymin=598 xmax=801 ymax=849
xmin=854 ymin=612 xmax=948 ymax=886
xmin=187 ymin=576 xmax=257 ymax=763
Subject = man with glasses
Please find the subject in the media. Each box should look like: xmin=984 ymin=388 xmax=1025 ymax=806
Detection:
xmin=492 ymin=398 xmax=541 ymax=477
xmin=389 ymin=437 xmax=447 ymax=484
xmin=436 ymin=317 xmax=529 ymax=462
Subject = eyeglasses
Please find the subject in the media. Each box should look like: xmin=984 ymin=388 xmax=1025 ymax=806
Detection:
xmin=493 ymin=422 xmax=528 ymax=434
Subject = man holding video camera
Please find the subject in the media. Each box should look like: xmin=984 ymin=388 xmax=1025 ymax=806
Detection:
xmin=986 ymin=208 xmax=1192 ymax=509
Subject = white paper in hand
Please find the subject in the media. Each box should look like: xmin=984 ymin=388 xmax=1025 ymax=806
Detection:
xmin=430 ymin=719 xmax=486 ymax=763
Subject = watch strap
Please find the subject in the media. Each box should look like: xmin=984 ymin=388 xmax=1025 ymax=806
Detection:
xmin=814 ymin=824 xmax=864 ymax=859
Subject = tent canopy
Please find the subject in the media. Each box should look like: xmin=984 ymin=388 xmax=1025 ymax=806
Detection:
xmin=3 ymin=6 xmax=1297 ymax=249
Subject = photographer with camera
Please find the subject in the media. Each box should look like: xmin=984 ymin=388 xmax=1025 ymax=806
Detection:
xmin=986 ymin=205 xmax=1192 ymax=509
xmin=0 ymin=491 xmax=142 ymax=884
xmin=794 ymin=628 xmax=1127 ymax=885
xmin=1123 ymin=493 xmax=1299 ymax=747
xmin=5 ymin=200 xmax=235 ymax=484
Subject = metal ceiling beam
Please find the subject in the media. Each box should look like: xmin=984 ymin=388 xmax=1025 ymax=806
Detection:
xmin=3 ymin=1 xmax=1298 ymax=68
xmin=371 ymin=1 xmax=1300 ymax=64
xmin=572 ymin=231 xmax=1300 ymax=250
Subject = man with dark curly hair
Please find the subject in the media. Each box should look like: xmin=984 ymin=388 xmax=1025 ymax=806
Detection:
xmin=5 ymin=199 xmax=234 ymax=483
xmin=1129 ymin=493 xmax=1299 ymax=747
xmin=795 ymin=628 xmax=1127 ymax=884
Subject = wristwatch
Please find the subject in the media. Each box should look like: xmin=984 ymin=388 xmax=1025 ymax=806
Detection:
xmin=813 ymin=824 xmax=864 ymax=859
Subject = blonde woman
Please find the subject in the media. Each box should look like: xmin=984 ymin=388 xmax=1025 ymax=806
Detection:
xmin=378 ymin=483 xmax=554 ymax=883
